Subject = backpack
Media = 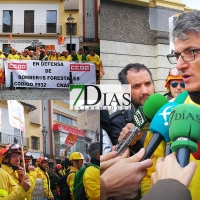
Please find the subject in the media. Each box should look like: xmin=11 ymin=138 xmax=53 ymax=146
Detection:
xmin=73 ymin=163 xmax=99 ymax=200
xmin=56 ymin=168 xmax=76 ymax=200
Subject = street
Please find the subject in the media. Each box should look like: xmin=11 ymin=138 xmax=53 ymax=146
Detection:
xmin=0 ymin=87 xmax=69 ymax=100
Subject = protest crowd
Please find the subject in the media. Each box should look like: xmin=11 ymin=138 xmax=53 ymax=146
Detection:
xmin=0 ymin=47 xmax=104 ymax=86
xmin=0 ymin=142 xmax=100 ymax=200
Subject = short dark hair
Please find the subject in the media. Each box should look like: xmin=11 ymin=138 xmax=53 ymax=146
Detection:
xmin=118 ymin=63 xmax=153 ymax=84
xmin=88 ymin=142 xmax=100 ymax=160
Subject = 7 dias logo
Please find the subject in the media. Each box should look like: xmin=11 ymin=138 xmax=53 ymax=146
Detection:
xmin=69 ymin=84 xmax=131 ymax=110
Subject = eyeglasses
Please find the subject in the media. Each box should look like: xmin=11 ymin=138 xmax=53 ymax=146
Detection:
xmin=167 ymin=48 xmax=200 ymax=64
xmin=171 ymin=81 xmax=185 ymax=88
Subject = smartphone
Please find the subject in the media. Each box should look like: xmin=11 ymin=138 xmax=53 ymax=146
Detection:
xmin=115 ymin=126 xmax=140 ymax=157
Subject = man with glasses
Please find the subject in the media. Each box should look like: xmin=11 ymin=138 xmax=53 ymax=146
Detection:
xmin=164 ymin=68 xmax=185 ymax=100
xmin=0 ymin=144 xmax=30 ymax=199
xmin=167 ymin=10 xmax=200 ymax=200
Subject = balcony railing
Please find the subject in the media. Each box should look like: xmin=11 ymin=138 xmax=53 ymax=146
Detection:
xmin=0 ymin=132 xmax=29 ymax=147
xmin=0 ymin=25 xmax=62 ymax=35
xmin=83 ymin=37 xmax=99 ymax=43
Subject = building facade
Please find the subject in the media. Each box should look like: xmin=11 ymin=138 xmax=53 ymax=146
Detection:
xmin=0 ymin=0 xmax=100 ymax=54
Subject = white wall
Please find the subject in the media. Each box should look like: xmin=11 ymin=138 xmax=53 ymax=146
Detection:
xmin=0 ymin=4 xmax=59 ymax=26
xmin=100 ymin=40 xmax=173 ymax=94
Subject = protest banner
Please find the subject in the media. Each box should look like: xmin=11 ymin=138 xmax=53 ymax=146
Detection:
xmin=32 ymin=178 xmax=44 ymax=200
xmin=65 ymin=132 xmax=78 ymax=146
xmin=4 ymin=60 xmax=96 ymax=88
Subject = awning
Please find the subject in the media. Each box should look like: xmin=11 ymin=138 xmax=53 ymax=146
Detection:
xmin=53 ymin=124 xmax=85 ymax=137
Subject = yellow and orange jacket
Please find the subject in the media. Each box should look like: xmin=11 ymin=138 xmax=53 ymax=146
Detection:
xmin=83 ymin=165 xmax=100 ymax=200
xmin=0 ymin=164 xmax=28 ymax=199
xmin=66 ymin=166 xmax=78 ymax=200
xmin=35 ymin=167 xmax=53 ymax=199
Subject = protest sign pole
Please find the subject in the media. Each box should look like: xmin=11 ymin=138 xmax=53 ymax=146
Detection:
xmin=19 ymin=129 xmax=26 ymax=174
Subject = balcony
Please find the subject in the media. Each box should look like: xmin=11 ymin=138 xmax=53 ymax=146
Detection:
xmin=0 ymin=25 xmax=62 ymax=35
xmin=0 ymin=132 xmax=29 ymax=148
xmin=82 ymin=37 xmax=99 ymax=43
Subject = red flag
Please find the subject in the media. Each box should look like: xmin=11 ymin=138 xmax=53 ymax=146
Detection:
xmin=58 ymin=36 xmax=65 ymax=45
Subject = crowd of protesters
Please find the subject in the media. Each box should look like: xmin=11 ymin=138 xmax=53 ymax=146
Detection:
xmin=0 ymin=47 xmax=102 ymax=84
xmin=0 ymin=142 xmax=100 ymax=200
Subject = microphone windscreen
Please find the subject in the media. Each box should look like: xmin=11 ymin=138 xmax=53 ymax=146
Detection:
xmin=143 ymin=93 xmax=168 ymax=120
xmin=169 ymin=104 xmax=200 ymax=142
xmin=169 ymin=104 xmax=200 ymax=153
xmin=149 ymin=102 xmax=178 ymax=142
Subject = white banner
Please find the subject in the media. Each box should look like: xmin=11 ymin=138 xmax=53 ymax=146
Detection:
xmin=4 ymin=60 xmax=96 ymax=88
xmin=7 ymin=100 xmax=25 ymax=131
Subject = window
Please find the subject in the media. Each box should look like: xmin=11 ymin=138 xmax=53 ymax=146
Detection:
xmin=31 ymin=136 xmax=40 ymax=149
xmin=66 ymin=23 xmax=77 ymax=35
xmin=76 ymin=139 xmax=84 ymax=152
xmin=24 ymin=11 xmax=34 ymax=33
xmin=87 ymin=13 xmax=92 ymax=18
xmin=3 ymin=10 xmax=13 ymax=33
xmin=54 ymin=113 xmax=77 ymax=127
xmin=47 ymin=10 xmax=57 ymax=33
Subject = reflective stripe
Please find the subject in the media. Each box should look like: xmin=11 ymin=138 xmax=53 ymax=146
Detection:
xmin=0 ymin=189 xmax=8 ymax=196
xmin=44 ymin=183 xmax=48 ymax=187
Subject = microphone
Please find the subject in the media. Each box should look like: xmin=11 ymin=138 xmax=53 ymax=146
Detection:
xmin=169 ymin=104 xmax=200 ymax=167
xmin=140 ymin=101 xmax=178 ymax=161
xmin=132 ymin=93 xmax=168 ymax=131
xmin=116 ymin=94 xmax=167 ymax=156
xmin=129 ymin=93 xmax=168 ymax=146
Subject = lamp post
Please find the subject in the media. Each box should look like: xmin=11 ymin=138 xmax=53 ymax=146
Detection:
xmin=67 ymin=14 xmax=74 ymax=54
xmin=41 ymin=126 xmax=48 ymax=157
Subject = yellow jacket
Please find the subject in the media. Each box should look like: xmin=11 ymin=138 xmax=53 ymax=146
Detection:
xmin=48 ymin=55 xmax=59 ymax=61
xmin=15 ymin=169 xmax=37 ymax=200
xmin=59 ymin=55 xmax=72 ymax=61
xmin=66 ymin=166 xmax=78 ymax=200
xmin=83 ymin=165 xmax=100 ymax=200
xmin=26 ymin=170 xmax=37 ymax=200
xmin=86 ymin=54 xmax=101 ymax=70
xmin=0 ymin=54 xmax=5 ymax=59
xmin=7 ymin=54 xmax=20 ymax=60
xmin=141 ymin=131 xmax=165 ymax=196
xmin=35 ymin=167 xmax=53 ymax=199
xmin=0 ymin=164 xmax=27 ymax=199
xmin=20 ymin=55 xmax=31 ymax=60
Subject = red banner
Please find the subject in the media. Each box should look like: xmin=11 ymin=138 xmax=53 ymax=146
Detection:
xmin=53 ymin=124 xmax=85 ymax=137
xmin=65 ymin=132 xmax=78 ymax=146
xmin=58 ymin=36 xmax=65 ymax=45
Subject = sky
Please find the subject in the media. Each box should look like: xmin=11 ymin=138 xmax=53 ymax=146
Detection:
xmin=181 ymin=0 xmax=200 ymax=10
